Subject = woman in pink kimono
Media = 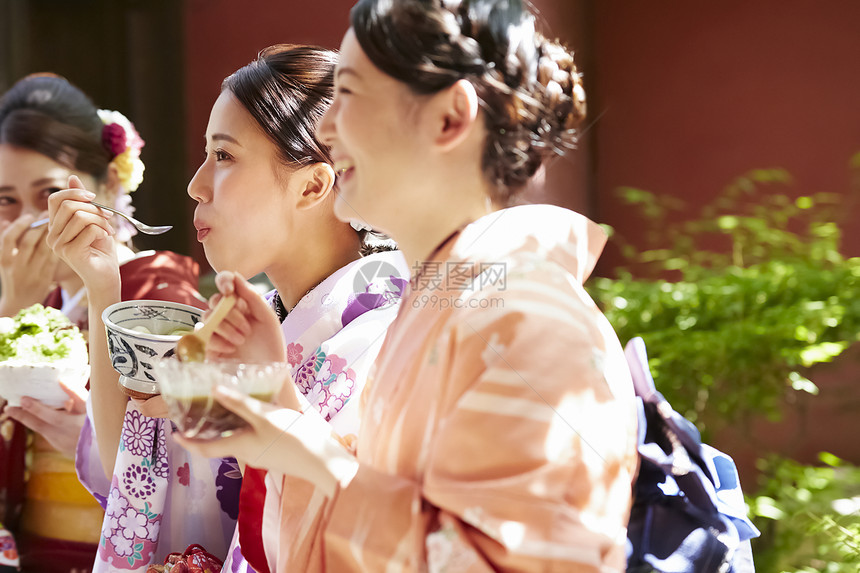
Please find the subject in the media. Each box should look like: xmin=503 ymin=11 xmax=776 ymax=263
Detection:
xmin=183 ymin=1 xmax=640 ymax=571
xmin=47 ymin=45 xmax=407 ymax=571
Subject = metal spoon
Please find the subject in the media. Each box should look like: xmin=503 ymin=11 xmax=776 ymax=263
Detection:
xmin=175 ymin=295 xmax=237 ymax=362
xmin=29 ymin=201 xmax=172 ymax=235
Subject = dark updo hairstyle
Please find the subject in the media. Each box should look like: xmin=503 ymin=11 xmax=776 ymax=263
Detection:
xmin=223 ymin=44 xmax=390 ymax=254
xmin=222 ymin=44 xmax=336 ymax=169
xmin=351 ymin=0 xmax=587 ymax=204
xmin=0 ymin=73 xmax=111 ymax=181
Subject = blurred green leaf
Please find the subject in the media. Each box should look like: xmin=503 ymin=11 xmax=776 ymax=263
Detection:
xmin=747 ymin=455 xmax=860 ymax=571
xmin=789 ymin=372 xmax=819 ymax=395
xmin=796 ymin=196 xmax=814 ymax=209
xmin=799 ymin=342 xmax=849 ymax=367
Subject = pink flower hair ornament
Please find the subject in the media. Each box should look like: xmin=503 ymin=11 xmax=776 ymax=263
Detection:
xmin=102 ymin=122 xmax=127 ymax=158
xmin=97 ymin=109 xmax=146 ymax=241
xmin=97 ymin=109 xmax=145 ymax=192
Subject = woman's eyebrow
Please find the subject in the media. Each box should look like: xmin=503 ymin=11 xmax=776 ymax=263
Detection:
xmin=336 ymin=67 xmax=361 ymax=80
xmin=30 ymin=177 xmax=65 ymax=188
xmin=211 ymin=133 xmax=242 ymax=146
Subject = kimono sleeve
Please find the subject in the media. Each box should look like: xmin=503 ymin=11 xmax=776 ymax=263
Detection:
xmin=325 ymin=277 xmax=638 ymax=572
xmin=119 ymin=251 xmax=206 ymax=309
xmin=75 ymin=394 xmax=110 ymax=508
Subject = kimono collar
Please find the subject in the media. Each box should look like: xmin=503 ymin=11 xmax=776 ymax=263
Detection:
xmin=269 ymin=250 xmax=409 ymax=368
xmin=447 ymin=204 xmax=607 ymax=285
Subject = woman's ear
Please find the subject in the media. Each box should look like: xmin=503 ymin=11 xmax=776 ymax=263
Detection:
xmin=101 ymin=163 xmax=122 ymax=205
xmin=434 ymin=79 xmax=480 ymax=152
xmin=294 ymin=162 xmax=336 ymax=210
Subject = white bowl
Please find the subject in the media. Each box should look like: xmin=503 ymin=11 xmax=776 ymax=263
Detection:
xmin=102 ymin=300 xmax=204 ymax=398
xmin=152 ymin=358 xmax=287 ymax=439
xmin=0 ymin=361 xmax=89 ymax=407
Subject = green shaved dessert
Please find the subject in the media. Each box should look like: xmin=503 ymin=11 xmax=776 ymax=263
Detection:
xmin=0 ymin=304 xmax=88 ymax=364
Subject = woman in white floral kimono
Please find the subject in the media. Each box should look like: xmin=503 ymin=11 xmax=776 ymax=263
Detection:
xmin=222 ymin=252 xmax=407 ymax=573
xmin=48 ymin=45 xmax=406 ymax=571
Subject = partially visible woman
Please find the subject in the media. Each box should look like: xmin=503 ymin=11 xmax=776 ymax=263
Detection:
xmin=0 ymin=74 xmax=204 ymax=572
xmin=181 ymin=0 xmax=639 ymax=571
xmin=48 ymin=46 xmax=407 ymax=571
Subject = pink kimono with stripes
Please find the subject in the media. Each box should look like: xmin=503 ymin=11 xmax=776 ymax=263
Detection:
xmin=272 ymin=205 xmax=639 ymax=572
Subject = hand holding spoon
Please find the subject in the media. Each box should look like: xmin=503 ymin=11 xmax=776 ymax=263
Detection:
xmin=176 ymin=295 xmax=237 ymax=362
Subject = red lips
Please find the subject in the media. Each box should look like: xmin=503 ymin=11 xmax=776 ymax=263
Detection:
xmin=193 ymin=215 xmax=210 ymax=242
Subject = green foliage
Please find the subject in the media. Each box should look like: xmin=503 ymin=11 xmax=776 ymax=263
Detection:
xmin=588 ymin=161 xmax=860 ymax=571
xmin=748 ymin=453 xmax=860 ymax=572
xmin=587 ymin=167 xmax=860 ymax=432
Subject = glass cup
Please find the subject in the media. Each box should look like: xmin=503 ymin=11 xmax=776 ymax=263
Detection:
xmin=153 ymin=358 xmax=288 ymax=439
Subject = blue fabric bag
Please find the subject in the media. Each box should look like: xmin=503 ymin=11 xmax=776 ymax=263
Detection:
xmin=624 ymin=337 xmax=760 ymax=573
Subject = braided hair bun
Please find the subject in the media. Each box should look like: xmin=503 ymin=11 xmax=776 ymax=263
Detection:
xmin=351 ymin=0 xmax=586 ymax=203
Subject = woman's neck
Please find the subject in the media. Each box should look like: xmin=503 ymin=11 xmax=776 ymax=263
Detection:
xmin=394 ymin=188 xmax=497 ymax=274
xmin=266 ymin=226 xmax=362 ymax=311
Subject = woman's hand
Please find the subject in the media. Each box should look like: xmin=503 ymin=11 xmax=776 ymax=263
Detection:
xmin=131 ymin=395 xmax=169 ymax=419
xmin=3 ymin=382 xmax=87 ymax=458
xmin=205 ymin=271 xmax=286 ymax=364
xmin=205 ymin=271 xmax=304 ymax=411
xmin=0 ymin=213 xmax=60 ymax=316
xmin=175 ymin=386 xmax=348 ymax=496
xmin=46 ymin=175 xmax=120 ymax=293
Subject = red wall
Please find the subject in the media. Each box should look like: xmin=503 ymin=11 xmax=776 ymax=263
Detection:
xmin=592 ymin=1 xmax=860 ymax=270
xmin=185 ymin=1 xmax=860 ymax=257
xmin=590 ymin=1 xmax=860 ymax=482
xmin=184 ymin=0 xmax=356 ymax=171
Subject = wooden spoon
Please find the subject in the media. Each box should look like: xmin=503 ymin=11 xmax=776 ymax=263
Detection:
xmin=175 ymin=295 xmax=237 ymax=362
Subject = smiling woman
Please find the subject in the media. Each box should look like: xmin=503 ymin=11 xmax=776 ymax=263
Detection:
xmin=0 ymin=73 xmax=204 ymax=573
xmin=0 ymin=76 xmax=116 ymax=318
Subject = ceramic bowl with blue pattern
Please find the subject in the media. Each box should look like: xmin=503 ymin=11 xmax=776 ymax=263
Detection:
xmin=102 ymin=300 xmax=203 ymax=398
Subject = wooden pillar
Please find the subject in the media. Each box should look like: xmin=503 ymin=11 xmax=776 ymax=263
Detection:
xmin=122 ymin=0 xmax=189 ymax=255
xmin=0 ymin=0 xmax=27 ymax=92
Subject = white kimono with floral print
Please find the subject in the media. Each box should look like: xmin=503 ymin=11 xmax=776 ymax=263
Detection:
xmin=218 ymin=251 xmax=409 ymax=573
xmin=77 ymin=251 xmax=407 ymax=571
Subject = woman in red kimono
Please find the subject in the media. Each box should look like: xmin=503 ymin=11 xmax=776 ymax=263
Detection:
xmin=0 ymin=73 xmax=204 ymax=572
